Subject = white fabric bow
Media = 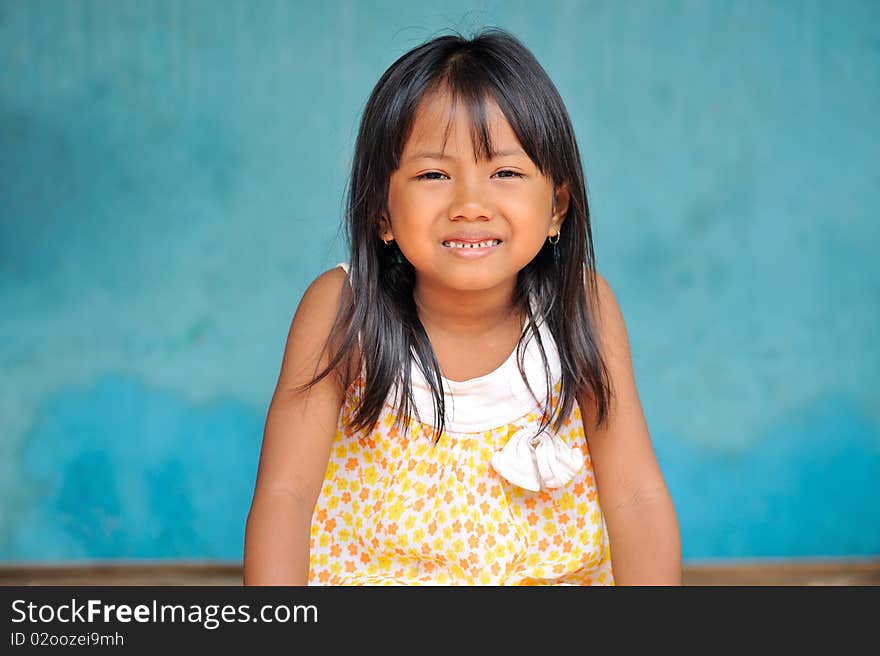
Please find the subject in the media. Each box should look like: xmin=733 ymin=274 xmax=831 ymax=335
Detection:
xmin=490 ymin=424 xmax=585 ymax=492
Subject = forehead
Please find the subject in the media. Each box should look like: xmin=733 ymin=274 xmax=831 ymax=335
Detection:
xmin=403 ymin=86 xmax=520 ymax=158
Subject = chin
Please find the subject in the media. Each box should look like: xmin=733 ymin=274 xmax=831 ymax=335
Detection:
xmin=446 ymin=272 xmax=512 ymax=290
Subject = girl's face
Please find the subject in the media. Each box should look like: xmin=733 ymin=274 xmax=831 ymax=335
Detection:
xmin=382 ymin=88 xmax=569 ymax=293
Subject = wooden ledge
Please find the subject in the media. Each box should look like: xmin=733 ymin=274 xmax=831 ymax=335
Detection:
xmin=0 ymin=559 xmax=877 ymax=586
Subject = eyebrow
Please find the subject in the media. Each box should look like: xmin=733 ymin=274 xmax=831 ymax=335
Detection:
xmin=407 ymin=147 xmax=528 ymax=162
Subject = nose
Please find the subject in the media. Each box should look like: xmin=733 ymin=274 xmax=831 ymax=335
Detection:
xmin=449 ymin=176 xmax=491 ymax=221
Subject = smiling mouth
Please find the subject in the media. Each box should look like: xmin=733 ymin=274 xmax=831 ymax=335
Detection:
xmin=441 ymin=239 xmax=503 ymax=249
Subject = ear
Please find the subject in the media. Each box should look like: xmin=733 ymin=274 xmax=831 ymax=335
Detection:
xmin=549 ymin=182 xmax=570 ymax=236
xmin=377 ymin=215 xmax=394 ymax=242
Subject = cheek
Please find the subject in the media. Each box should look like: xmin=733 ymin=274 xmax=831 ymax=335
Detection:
xmin=391 ymin=191 xmax=446 ymax=233
xmin=386 ymin=175 xmax=416 ymax=213
xmin=388 ymin=181 xmax=419 ymax=212
xmin=500 ymin=184 xmax=552 ymax=210
xmin=505 ymin=193 xmax=553 ymax=226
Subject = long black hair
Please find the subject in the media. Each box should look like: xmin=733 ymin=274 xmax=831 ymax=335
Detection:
xmin=297 ymin=28 xmax=611 ymax=444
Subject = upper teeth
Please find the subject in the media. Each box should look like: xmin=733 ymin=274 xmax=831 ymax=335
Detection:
xmin=443 ymin=239 xmax=501 ymax=249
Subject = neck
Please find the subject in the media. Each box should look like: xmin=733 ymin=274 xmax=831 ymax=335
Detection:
xmin=412 ymin=276 xmax=523 ymax=338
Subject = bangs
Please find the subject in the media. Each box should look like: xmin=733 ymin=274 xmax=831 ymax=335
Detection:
xmin=395 ymin=56 xmax=558 ymax=182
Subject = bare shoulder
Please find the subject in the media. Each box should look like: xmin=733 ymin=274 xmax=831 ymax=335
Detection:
xmin=300 ymin=265 xmax=350 ymax=316
xmin=590 ymin=270 xmax=632 ymax=365
xmin=274 ymin=265 xmax=357 ymax=399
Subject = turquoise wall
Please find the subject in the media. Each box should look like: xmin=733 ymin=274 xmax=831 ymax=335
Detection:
xmin=2 ymin=0 xmax=878 ymax=562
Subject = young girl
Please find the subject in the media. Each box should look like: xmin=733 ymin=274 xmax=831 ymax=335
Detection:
xmin=244 ymin=29 xmax=681 ymax=585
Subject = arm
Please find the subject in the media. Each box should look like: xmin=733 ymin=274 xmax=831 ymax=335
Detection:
xmin=243 ymin=267 xmax=353 ymax=585
xmin=579 ymin=273 xmax=682 ymax=585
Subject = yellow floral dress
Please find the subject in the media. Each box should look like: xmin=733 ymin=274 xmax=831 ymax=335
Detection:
xmin=307 ymin=263 xmax=614 ymax=585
